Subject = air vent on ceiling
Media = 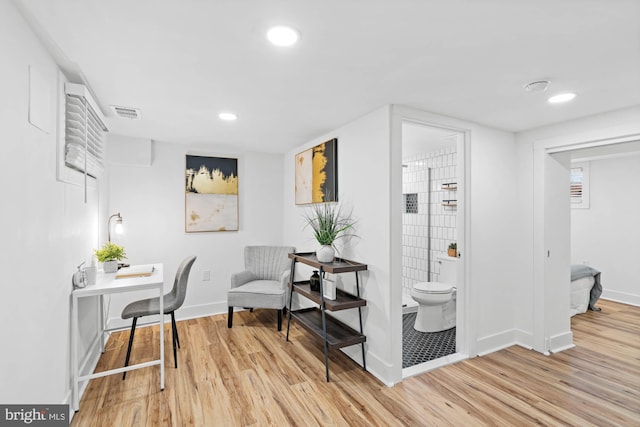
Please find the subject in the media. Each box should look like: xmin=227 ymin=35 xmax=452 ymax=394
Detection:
xmin=110 ymin=105 xmax=142 ymax=120
xmin=523 ymin=80 xmax=550 ymax=93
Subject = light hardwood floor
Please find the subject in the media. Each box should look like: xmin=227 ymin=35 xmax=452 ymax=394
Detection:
xmin=71 ymin=299 xmax=640 ymax=426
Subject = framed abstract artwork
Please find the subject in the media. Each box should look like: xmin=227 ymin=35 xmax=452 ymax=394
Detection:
xmin=295 ymin=138 xmax=338 ymax=205
xmin=185 ymin=155 xmax=238 ymax=232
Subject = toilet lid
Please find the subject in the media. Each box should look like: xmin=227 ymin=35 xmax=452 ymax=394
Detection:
xmin=413 ymin=282 xmax=454 ymax=294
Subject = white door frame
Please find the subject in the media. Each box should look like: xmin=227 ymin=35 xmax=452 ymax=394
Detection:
xmin=532 ymin=132 xmax=640 ymax=353
xmin=390 ymin=105 xmax=471 ymax=383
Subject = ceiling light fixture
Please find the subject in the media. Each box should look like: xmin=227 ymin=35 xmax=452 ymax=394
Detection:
xmin=267 ymin=25 xmax=300 ymax=46
xmin=548 ymin=93 xmax=576 ymax=104
xmin=218 ymin=112 xmax=238 ymax=121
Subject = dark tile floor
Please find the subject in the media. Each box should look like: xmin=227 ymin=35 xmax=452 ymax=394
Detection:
xmin=402 ymin=312 xmax=456 ymax=368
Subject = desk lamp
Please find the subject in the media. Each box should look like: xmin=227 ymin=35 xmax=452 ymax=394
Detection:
xmin=108 ymin=212 xmax=124 ymax=242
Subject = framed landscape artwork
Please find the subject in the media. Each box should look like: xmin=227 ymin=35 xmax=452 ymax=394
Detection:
xmin=185 ymin=155 xmax=238 ymax=232
xmin=295 ymin=138 xmax=338 ymax=205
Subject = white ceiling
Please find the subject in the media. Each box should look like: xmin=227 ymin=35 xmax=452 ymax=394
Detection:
xmin=402 ymin=123 xmax=457 ymax=160
xmin=15 ymin=0 xmax=640 ymax=153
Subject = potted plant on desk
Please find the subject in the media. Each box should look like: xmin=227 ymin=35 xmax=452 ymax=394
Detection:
xmin=95 ymin=242 xmax=127 ymax=273
xmin=304 ymin=202 xmax=356 ymax=263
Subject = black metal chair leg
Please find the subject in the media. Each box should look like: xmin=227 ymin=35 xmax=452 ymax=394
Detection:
xmin=170 ymin=312 xmax=178 ymax=368
xmin=171 ymin=312 xmax=180 ymax=349
xmin=122 ymin=317 xmax=138 ymax=380
xmin=228 ymin=307 xmax=234 ymax=328
xmin=277 ymin=308 xmax=283 ymax=331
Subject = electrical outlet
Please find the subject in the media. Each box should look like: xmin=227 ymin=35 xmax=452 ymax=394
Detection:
xmin=202 ymin=270 xmax=211 ymax=281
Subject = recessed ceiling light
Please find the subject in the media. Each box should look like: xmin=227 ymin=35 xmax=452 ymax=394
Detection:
xmin=548 ymin=93 xmax=576 ymax=104
xmin=267 ymin=25 xmax=300 ymax=46
xmin=218 ymin=112 xmax=237 ymax=121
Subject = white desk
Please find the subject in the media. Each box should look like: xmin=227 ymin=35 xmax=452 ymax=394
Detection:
xmin=71 ymin=263 xmax=165 ymax=412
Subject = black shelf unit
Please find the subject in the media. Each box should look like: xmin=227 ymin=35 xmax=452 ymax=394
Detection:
xmin=286 ymin=252 xmax=367 ymax=381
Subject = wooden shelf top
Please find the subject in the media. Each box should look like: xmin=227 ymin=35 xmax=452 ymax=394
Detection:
xmin=289 ymin=252 xmax=368 ymax=273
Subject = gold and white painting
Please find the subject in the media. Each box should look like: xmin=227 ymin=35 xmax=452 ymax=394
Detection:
xmin=185 ymin=155 xmax=238 ymax=232
xmin=295 ymin=138 xmax=338 ymax=205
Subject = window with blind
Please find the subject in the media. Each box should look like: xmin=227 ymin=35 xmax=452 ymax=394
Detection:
xmin=64 ymin=83 xmax=108 ymax=178
xmin=570 ymin=162 xmax=590 ymax=209
xmin=570 ymin=167 xmax=583 ymax=201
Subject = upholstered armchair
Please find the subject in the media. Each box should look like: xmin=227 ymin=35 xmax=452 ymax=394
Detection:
xmin=227 ymin=246 xmax=295 ymax=331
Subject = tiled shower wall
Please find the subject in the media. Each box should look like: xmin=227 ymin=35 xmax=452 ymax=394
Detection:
xmin=402 ymin=145 xmax=457 ymax=296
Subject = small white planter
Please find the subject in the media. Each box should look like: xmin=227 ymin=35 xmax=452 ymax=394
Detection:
xmin=103 ymin=260 xmax=118 ymax=273
xmin=316 ymin=245 xmax=335 ymax=263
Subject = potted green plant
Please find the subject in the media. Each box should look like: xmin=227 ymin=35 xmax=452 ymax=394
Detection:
xmin=95 ymin=242 xmax=127 ymax=273
xmin=304 ymin=202 xmax=356 ymax=263
xmin=448 ymin=242 xmax=457 ymax=257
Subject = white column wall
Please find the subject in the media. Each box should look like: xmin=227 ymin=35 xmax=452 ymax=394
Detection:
xmin=106 ymin=139 xmax=285 ymax=327
xmin=282 ymin=106 xmax=394 ymax=383
xmin=0 ymin=1 xmax=104 ymax=405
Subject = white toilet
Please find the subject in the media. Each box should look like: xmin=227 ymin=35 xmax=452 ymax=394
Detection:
xmin=411 ymin=256 xmax=457 ymax=332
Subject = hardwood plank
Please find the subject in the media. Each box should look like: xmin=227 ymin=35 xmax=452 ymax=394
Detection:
xmin=72 ymin=300 xmax=640 ymax=426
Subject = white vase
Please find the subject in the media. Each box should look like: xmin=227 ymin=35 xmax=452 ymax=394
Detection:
xmin=103 ymin=260 xmax=118 ymax=273
xmin=316 ymin=245 xmax=335 ymax=263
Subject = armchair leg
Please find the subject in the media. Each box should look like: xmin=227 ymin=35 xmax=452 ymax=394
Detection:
xmin=170 ymin=312 xmax=178 ymax=369
xmin=277 ymin=309 xmax=283 ymax=331
xmin=123 ymin=317 xmax=138 ymax=380
xmin=228 ymin=307 xmax=233 ymax=328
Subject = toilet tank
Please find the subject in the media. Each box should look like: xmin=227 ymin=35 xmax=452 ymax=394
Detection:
xmin=438 ymin=256 xmax=457 ymax=284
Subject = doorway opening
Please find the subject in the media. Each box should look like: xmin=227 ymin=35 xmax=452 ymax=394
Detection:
xmin=536 ymin=134 xmax=640 ymax=353
xmin=400 ymin=121 xmax=467 ymax=378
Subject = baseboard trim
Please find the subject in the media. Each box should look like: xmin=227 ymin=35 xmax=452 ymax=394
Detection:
xmin=476 ymin=329 xmax=517 ymax=356
xmin=341 ymin=346 xmax=395 ymax=386
xmin=549 ymin=330 xmax=574 ymax=353
xmin=106 ymin=301 xmax=227 ymax=330
xmin=601 ymin=292 xmax=640 ymax=307
xmin=514 ymin=328 xmax=534 ymax=349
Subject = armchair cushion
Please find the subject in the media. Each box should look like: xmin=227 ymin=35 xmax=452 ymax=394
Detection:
xmin=228 ymin=280 xmax=286 ymax=309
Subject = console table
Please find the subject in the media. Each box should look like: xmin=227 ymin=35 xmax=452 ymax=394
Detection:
xmin=285 ymin=252 xmax=367 ymax=381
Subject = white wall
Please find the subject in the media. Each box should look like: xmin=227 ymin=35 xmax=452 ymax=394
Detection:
xmin=516 ymin=106 xmax=640 ymax=350
xmin=106 ymin=138 xmax=285 ymax=327
xmin=571 ymin=155 xmax=640 ymax=306
xmin=283 ymin=106 xmax=393 ymax=382
xmin=282 ymin=105 xmax=520 ymax=385
xmin=391 ymin=106 xmax=521 ymax=367
xmin=0 ymin=1 xmax=104 ymax=405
